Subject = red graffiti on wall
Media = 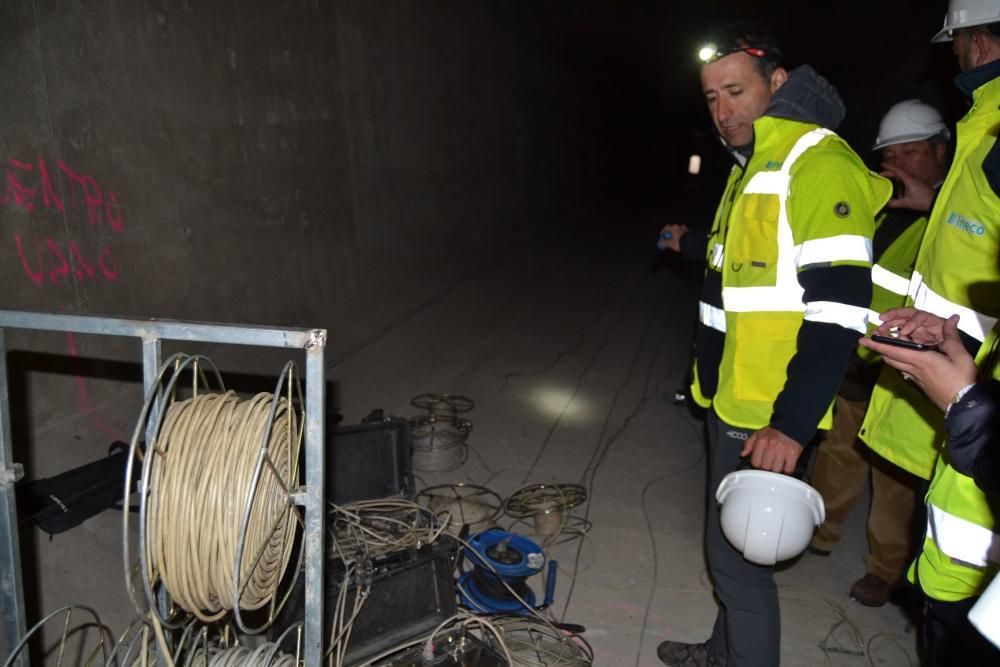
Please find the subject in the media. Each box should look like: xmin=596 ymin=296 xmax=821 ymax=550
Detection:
xmin=65 ymin=332 xmax=127 ymax=442
xmin=4 ymin=156 xmax=124 ymax=285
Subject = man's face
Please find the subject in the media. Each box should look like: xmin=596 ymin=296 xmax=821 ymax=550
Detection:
xmin=881 ymin=140 xmax=948 ymax=187
xmin=700 ymin=52 xmax=784 ymax=148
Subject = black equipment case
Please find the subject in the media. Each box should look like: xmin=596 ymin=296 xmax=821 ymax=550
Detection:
xmin=327 ymin=409 xmax=414 ymax=504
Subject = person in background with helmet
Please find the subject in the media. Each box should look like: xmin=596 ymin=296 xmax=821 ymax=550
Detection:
xmin=807 ymin=100 xmax=951 ymax=608
xmin=656 ymin=21 xmax=890 ymax=667
xmin=856 ymin=0 xmax=1000 ymax=662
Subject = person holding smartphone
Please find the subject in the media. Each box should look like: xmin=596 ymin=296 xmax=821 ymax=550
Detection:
xmin=861 ymin=308 xmax=1000 ymax=663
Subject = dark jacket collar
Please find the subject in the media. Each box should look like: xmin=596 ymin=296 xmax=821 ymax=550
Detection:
xmin=724 ymin=65 xmax=845 ymax=167
xmin=955 ymin=58 xmax=1000 ymax=98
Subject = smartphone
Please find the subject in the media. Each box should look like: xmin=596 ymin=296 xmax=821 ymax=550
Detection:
xmin=870 ymin=333 xmax=933 ymax=351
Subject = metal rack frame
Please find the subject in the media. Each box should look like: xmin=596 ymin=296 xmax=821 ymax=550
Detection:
xmin=0 ymin=310 xmax=327 ymax=667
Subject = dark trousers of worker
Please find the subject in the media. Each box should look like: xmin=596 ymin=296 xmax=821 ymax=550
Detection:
xmin=809 ymin=395 xmax=922 ymax=584
xmin=923 ymin=595 xmax=1000 ymax=665
xmin=705 ymin=409 xmax=780 ymax=667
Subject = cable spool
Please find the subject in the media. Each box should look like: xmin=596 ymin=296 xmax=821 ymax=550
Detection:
xmin=417 ymin=483 xmax=502 ymax=536
xmin=122 ymin=354 xmax=305 ymax=635
xmin=410 ymin=393 xmax=475 ymax=415
xmin=1 ymin=604 xmax=113 ymax=667
xmin=409 ymin=414 xmax=472 ymax=472
xmin=504 ymin=484 xmax=587 ymax=539
xmin=490 ymin=616 xmax=594 ymax=667
xmin=458 ymin=529 xmax=546 ymax=615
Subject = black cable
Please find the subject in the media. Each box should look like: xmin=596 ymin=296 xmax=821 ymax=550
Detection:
xmin=468 ymin=567 xmax=534 ymax=604
xmin=481 ymin=306 xmax=604 ymax=403
xmin=634 ymin=412 xmax=707 ymax=667
xmin=520 ymin=266 xmax=655 ymax=485
xmin=560 ymin=279 xmax=688 ymax=620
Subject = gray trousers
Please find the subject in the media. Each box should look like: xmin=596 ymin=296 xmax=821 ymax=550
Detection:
xmin=705 ymin=409 xmax=780 ymax=667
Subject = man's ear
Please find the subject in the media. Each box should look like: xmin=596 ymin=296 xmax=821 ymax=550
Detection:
xmin=770 ymin=67 xmax=788 ymax=93
xmin=971 ymin=29 xmax=1000 ymax=68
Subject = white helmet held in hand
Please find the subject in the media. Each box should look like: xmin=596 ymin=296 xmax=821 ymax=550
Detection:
xmin=716 ymin=470 xmax=825 ymax=566
xmin=932 ymin=0 xmax=1000 ymax=42
xmin=872 ymin=99 xmax=950 ymax=151
xmin=969 ymin=573 xmax=1000 ymax=648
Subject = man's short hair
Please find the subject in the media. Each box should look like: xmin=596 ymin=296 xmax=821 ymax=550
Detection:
xmin=701 ymin=21 xmax=783 ymax=81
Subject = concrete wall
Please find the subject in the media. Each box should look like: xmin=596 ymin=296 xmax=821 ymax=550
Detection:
xmin=0 ymin=1 xmax=613 ymax=325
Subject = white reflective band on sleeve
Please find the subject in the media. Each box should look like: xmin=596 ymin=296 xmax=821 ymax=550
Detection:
xmin=709 ymin=243 xmax=724 ymax=269
xmin=699 ymin=301 xmax=727 ymax=333
xmin=909 ymin=271 xmax=998 ymax=342
xmin=867 ymin=309 xmax=883 ymax=327
xmin=929 ymin=504 xmax=1000 ymax=568
xmin=804 ymin=301 xmax=869 ymax=333
xmin=722 ymin=285 xmax=805 ymax=312
xmin=795 ymin=235 xmax=873 ymax=267
xmin=871 ymin=263 xmax=910 ymax=297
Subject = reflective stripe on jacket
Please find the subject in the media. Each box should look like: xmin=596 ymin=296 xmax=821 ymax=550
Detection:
xmin=857 ymin=212 xmax=928 ymax=364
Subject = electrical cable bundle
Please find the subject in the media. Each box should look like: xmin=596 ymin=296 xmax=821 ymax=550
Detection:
xmin=416 ymin=483 xmax=502 ymax=537
xmin=325 ymin=563 xmax=369 ymax=667
xmin=409 ymin=393 xmax=474 ymax=473
xmin=504 ymin=484 xmax=587 ymax=542
xmin=328 ymin=498 xmax=446 ymax=562
xmin=188 ymin=644 xmax=298 ymax=667
xmin=324 ymin=498 xmax=450 ymax=667
xmin=146 ymin=390 xmax=299 ymax=621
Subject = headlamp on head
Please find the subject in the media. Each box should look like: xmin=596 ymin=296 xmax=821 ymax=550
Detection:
xmin=697 ymin=42 xmax=768 ymax=65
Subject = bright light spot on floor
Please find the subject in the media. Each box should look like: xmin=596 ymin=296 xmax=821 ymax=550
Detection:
xmin=688 ymin=154 xmax=702 ymax=175
xmin=532 ymin=387 xmax=587 ymax=419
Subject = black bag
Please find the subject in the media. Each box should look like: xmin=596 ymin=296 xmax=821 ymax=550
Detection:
xmin=16 ymin=443 xmax=136 ymax=535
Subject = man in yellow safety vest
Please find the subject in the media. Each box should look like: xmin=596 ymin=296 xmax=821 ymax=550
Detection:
xmin=656 ymin=21 xmax=890 ymax=667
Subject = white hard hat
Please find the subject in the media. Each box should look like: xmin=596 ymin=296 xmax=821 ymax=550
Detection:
xmin=715 ymin=470 xmax=825 ymax=566
xmin=872 ymin=99 xmax=950 ymax=151
xmin=931 ymin=0 xmax=1000 ymax=42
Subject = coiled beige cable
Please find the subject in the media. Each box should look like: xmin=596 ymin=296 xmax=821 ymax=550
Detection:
xmin=146 ymin=391 xmax=299 ymax=623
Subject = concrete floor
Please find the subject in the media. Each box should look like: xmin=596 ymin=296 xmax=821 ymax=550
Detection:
xmin=8 ymin=221 xmax=920 ymax=665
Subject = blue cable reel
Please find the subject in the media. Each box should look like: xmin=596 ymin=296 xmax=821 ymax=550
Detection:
xmin=458 ymin=528 xmax=557 ymax=615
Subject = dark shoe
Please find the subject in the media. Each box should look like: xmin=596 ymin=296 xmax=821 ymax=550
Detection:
xmin=849 ymin=573 xmax=893 ymax=607
xmin=656 ymin=640 xmax=724 ymax=666
xmin=806 ymin=544 xmax=831 ymax=557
